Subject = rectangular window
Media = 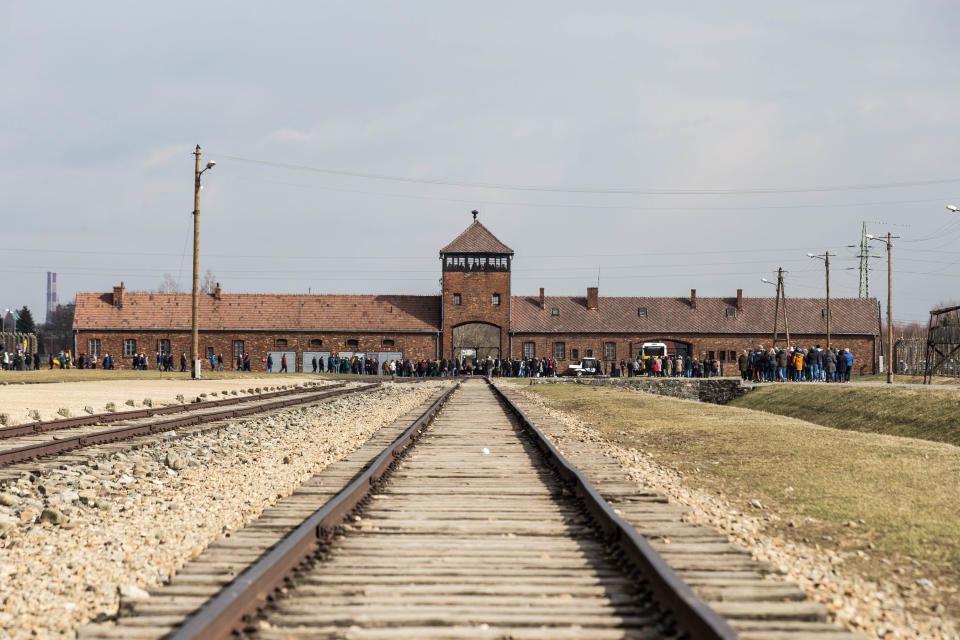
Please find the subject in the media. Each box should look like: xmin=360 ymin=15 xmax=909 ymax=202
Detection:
xmin=523 ymin=342 xmax=536 ymax=358
xmin=726 ymin=308 xmax=736 ymax=318
xmin=708 ymin=350 xmax=715 ymax=360
xmin=554 ymin=342 xmax=565 ymax=359
xmin=572 ymin=348 xmax=579 ymax=360
xmin=604 ymin=342 xmax=616 ymax=360
xmin=233 ymin=340 xmax=244 ymax=358
xmin=123 ymin=339 xmax=137 ymax=357
xmin=158 ymin=339 xmax=170 ymax=355
xmin=453 ymin=293 xmax=462 ymax=305
xmin=585 ymin=349 xmax=593 ymax=357
xmin=493 ymin=293 xmax=501 ymax=306
xmin=89 ymin=339 xmax=101 ymax=357
xmin=207 ymin=347 xmax=215 ymax=359
xmin=729 ymin=350 xmax=736 ymax=361
xmin=719 ymin=350 xmax=726 ymax=361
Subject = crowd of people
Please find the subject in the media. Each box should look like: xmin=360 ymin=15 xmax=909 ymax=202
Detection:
xmin=736 ymin=345 xmax=856 ymax=383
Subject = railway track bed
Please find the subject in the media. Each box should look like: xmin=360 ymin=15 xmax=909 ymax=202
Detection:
xmin=76 ymin=379 xmax=865 ymax=639
xmin=0 ymin=382 xmax=381 ymax=483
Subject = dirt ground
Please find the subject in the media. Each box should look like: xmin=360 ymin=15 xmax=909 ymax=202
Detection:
xmin=0 ymin=377 xmax=316 ymax=423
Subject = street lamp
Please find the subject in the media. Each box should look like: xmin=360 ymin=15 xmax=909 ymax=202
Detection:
xmin=866 ymin=233 xmax=897 ymax=383
xmin=807 ymin=252 xmax=831 ymax=350
xmin=191 ymin=145 xmax=215 ymax=379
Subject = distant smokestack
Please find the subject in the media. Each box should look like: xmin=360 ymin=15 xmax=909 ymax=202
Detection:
xmin=46 ymin=272 xmax=58 ymax=323
xmin=737 ymin=288 xmax=743 ymax=312
xmin=587 ymin=287 xmax=599 ymax=310
xmin=539 ymin=287 xmax=545 ymax=309
xmin=690 ymin=289 xmax=697 ymax=309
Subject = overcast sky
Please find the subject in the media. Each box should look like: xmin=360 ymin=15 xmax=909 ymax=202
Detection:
xmin=3 ymin=2 xmax=959 ymax=325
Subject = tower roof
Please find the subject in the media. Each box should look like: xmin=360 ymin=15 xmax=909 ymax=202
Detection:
xmin=441 ymin=220 xmax=514 ymax=254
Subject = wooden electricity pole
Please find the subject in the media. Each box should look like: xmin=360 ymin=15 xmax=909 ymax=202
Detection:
xmin=191 ymin=145 xmax=215 ymax=380
xmin=191 ymin=145 xmax=201 ymax=379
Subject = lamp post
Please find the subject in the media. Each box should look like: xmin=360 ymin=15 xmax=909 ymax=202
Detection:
xmin=867 ymin=233 xmax=897 ymax=383
xmin=807 ymin=252 xmax=831 ymax=350
xmin=191 ymin=145 xmax=215 ymax=379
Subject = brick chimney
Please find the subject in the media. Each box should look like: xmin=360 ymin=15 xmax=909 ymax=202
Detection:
xmin=214 ymin=282 xmax=222 ymax=300
xmin=112 ymin=282 xmax=125 ymax=308
xmin=736 ymin=288 xmax=743 ymax=312
xmin=690 ymin=288 xmax=697 ymax=309
xmin=539 ymin=287 xmax=545 ymax=309
xmin=586 ymin=287 xmax=599 ymax=310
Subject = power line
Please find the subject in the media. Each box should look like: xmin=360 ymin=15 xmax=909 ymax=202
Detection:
xmin=218 ymin=172 xmax=952 ymax=211
xmin=214 ymin=152 xmax=960 ymax=196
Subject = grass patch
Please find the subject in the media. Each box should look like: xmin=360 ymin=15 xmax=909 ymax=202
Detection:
xmin=730 ymin=384 xmax=960 ymax=446
xmin=514 ymin=381 xmax=960 ymax=566
xmin=856 ymin=374 xmax=959 ymax=385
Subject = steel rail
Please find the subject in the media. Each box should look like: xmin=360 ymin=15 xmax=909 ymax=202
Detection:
xmin=169 ymin=382 xmax=460 ymax=640
xmin=0 ymin=382 xmax=348 ymax=440
xmin=0 ymin=382 xmax=380 ymax=468
xmin=487 ymin=380 xmax=740 ymax=640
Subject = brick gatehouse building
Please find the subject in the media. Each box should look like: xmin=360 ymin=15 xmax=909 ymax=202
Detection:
xmin=73 ymin=218 xmax=881 ymax=374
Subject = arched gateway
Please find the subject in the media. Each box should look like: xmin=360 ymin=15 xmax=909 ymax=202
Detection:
xmin=452 ymin=322 xmax=501 ymax=364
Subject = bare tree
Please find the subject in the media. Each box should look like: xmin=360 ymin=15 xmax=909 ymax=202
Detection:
xmin=200 ymin=269 xmax=217 ymax=294
xmin=157 ymin=273 xmax=181 ymax=293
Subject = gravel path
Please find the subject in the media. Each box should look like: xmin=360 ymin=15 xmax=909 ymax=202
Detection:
xmin=508 ymin=386 xmax=959 ymax=640
xmin=0 ymin=377 xmax=318 ymax=424
xmin=0 ymin=382 xmax=444 ymax=639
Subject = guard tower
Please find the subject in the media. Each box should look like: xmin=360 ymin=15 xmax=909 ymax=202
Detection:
xmin=440 ymin=211 xmax=514 ymax=364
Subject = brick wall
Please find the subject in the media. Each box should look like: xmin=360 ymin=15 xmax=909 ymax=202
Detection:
xmin=510 ymin=332 xmax=878 ymax=375
xmin=441 ymin=269 xmax=511 ymax=358
xmin=74 ymin=331 xmax=439 ymax=371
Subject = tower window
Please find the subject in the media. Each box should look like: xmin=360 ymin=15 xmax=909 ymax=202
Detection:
xmin=492 ymin=293 xmax=501 ymax=306
xmin=453 ymin=293 xmax=462 ymax=305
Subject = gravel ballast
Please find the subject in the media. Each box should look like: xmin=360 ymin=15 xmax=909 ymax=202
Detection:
xmin=0 ymin=382 xmax=443 ymax=638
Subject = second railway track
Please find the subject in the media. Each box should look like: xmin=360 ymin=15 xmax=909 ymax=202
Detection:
xmin=0 ymin=381 xmax=379 ymax=475
xmin=81 ymin=379 xmax=864 ymax=639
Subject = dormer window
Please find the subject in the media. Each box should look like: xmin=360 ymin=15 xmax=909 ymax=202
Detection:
xmin=725 ymin=308 xmax=736 ymax=318
xmin=551 ymin=306 xmax=559 ymax=316
xmin=638 ymin=307 xmax=647 ymax=317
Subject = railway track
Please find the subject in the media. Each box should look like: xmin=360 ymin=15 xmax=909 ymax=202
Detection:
xmin=81 ymin=380 xmax=863 ymax=639
xmin=0 ymin=382 xmax=379 ymax=473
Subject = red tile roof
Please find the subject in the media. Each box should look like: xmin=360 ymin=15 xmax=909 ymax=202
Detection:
xmin=510 ymin=295 xmax=880 ymax=335
xmin=74 ymin=293 xmax=442 ymax=332
xmin=441 ymin=221 xmax=514 ymax=254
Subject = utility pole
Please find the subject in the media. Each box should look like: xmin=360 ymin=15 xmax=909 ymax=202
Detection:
xmin=191 ymin=145 xmax=215 ymax=380
xmin=780 ymin=268 xmax=790 ymax=347
xmin=886 ymin=232 xmax=893 ymax=384
xmin=858 ymin=222 xmax=870 ymax=298
xmin=808 ymin=252 xmax=832 ymax=350
xmin=771 ymin=274 xmax=780 ymax=347
xmin=825 ymin=252 xmax=831 ymax=350
xmin=866 ymin=231 xmax=898 ymax=382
